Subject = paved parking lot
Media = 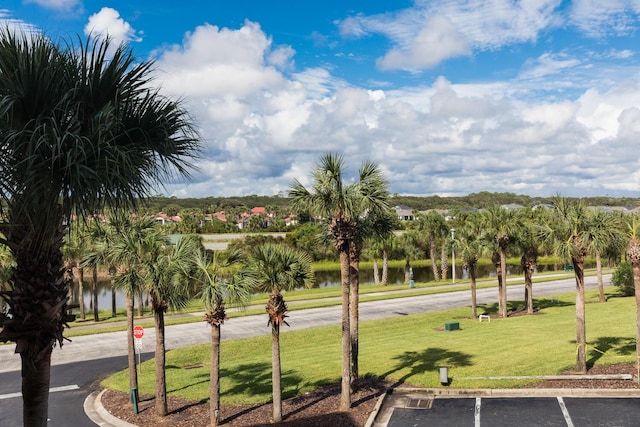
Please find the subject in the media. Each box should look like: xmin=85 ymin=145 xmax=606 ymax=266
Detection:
xmin=374 ymin=392 xmax=640 ymax=427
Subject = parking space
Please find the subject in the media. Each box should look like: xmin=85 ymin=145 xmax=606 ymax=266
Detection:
xmin=384 ymin=397 xmax=640 ymax=427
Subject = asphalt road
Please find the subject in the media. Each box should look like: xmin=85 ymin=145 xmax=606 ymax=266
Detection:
xmin=0 ymin=274 xmax=603 ymax=374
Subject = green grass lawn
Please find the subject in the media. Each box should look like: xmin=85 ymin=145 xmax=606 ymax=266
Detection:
xmin=101 ymin=288 xmax=637 ymax=406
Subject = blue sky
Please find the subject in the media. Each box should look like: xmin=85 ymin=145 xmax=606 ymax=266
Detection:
xmin=4 ymin=1 xmax=640 ymax=198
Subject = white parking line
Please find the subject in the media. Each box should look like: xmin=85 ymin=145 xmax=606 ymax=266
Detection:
xmin=0 ymin=384 xmax=79 ymax=400
xmin=475 ymin=397 xmax=481 ymax=427
xmin=557 ymin=397 xmax=575 ymax=427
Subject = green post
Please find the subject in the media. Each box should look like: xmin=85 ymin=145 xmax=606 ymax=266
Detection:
xmin=131 ymin=387 xmax=139 ymax=414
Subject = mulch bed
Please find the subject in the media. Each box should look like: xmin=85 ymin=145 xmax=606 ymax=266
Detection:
xmin=99 ymin=377 xmax=393 ymax=427
xmin=100 ymin=364 xmax=640 ymax=426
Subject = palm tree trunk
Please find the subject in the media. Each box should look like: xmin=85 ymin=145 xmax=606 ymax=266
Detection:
xmin=154 ymin=307 xmax=168 ymax=416
xmin=349 ymin=253 xmax=359 ymax=393
xmin=78 ymin=267 xmax=85 ymax=320
xmin=404 ymin=259 xmax=410 ymax=284
xmin=92 ymin=267 xmax=99 ymax=322
xmin=441 ymin=245 xmax=448 ymax=281
xmin=430 ymin=233 xmax=440 ymax=281
xmin=469 ymin=263 xmax=477 ymax=319
xmin=339 ymin=249 xmax=351 ymax=411
xmin=492 ymin=252 xmax=503 ymax=317
xmin=126 ymin=294 xmax=138 ymax=399
xmin=573 ymin=257 xmax=587 ymax=373
xmin=381 ymin=249 xmax=388 ymax=286
xmin=372 ymin=259 xmax=380 ymax=286
xmin=596 ymin=251 xmax=605 ymax=303
xmin=522 ymin=255 xmax=535 ymax=315
xmin=111 ymin=278 xmax=117 ymax=318
xmin=271 ymin=323 xmax=283 ymax=423
xmin=21 ymin=348 xmax=51 ymax=426
xmin=210 ymin=322 xmax=221 ymax=427
xmin=500 ymin=248 xmax=508 ymax=318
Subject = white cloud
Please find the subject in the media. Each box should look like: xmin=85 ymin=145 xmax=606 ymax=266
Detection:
xmin=84 ymin=7 xmax=141 ymax=45
xmin=339 ymin=0 xmax=562 ymax=71
xmin=145 ymin=15 xmax=640 ymax=199
xmin=570 ymin=0 xmax=640 ymax=37
xmin=377 ymin=16 xmax=470 ymax=71
xmin=24 ymin=0 xmax=80 ymax=11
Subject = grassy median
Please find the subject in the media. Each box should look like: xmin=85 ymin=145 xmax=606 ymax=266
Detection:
xmin=101 ymin=287 xmax=636 ymax=405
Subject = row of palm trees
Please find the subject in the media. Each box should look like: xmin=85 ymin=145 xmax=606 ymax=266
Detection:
xmin=68 ymin=214 xmax=314 ymax=425
xmin=403 ymin=198 xmax=637 ymax=374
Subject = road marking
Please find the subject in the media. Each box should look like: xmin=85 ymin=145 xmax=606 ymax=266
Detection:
xmin=557 ymin=397 xmax=575 ymax=427
xmin=0 ymin=384 xmax=79 ymax=400
xmin=475 ymin=397 xmax=481 ymax=427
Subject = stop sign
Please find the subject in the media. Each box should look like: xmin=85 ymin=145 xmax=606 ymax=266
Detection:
xmin=133 ymin=325 xmax=144 ymax=339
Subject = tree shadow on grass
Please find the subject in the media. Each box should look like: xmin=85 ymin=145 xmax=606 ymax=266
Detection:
xmin=587 ymin=336 xmax=636 ymax=368
xmin=380 ymin=347 xmax=473 ymax=387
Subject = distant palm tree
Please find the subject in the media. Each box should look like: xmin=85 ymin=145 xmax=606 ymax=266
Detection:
xmin=416 ymin=212 xmax=448 ymax=281
xmin=0 ymin=30 xmax=199 ymax=425
xmin=289 ymin=153 xmax=387 ymax=410
xmin=248 ymin=243 xmax=314 ymax=422
xmin=194 ymin=248 xmax=255 ymax=427
xmin=457 ymin=214 xmax=485 ymax=319
xmin=586 ymin=210 xmax=624 ymax=303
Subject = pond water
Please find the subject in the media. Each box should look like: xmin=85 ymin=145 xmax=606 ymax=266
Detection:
xmin=72 ymin=261 xmax=582 ymax=313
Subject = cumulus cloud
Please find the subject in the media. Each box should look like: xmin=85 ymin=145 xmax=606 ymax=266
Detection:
xmin=84 ymin=7 xmax=141 ymax=45
xmin=338 ymin=0 xmax=561 ymax=71
xmin=146 ymin=16 xmax=640 ymax=198
xmin=24 ymin=0 xmax=80 ymax=12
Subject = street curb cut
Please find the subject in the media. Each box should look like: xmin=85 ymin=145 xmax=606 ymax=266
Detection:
xmin=84 ymin=389 xmax=138 ymax=427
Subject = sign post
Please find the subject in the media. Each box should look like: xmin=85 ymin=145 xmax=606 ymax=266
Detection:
xmin=133 ymin=326 xmax=144 ymax=367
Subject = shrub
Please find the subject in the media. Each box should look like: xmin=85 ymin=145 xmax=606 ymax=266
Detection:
xmin=612 ymin=261 xmax=634 ymax=296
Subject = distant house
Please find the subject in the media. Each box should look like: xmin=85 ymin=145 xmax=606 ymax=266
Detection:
xmin=501 ymin=203 xmax=525 ymax=210
xmin=395 ymin=205 xmax=415 ymax=221
xmin=213 ymin=211 xmax=227 ymax=222
xmin=237 ymin=207 xmax=275 ymax=229
xmin=154 ymin=212 xmax=181 ymax=225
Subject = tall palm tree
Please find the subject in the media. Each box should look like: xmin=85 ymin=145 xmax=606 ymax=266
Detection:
xmin=289 ymin=153 xmax=386 ymax=410
xmin=397 ymin=231 xmax=424 ymax=284
xmin=194 ymin=248 xmax=255 ymax=427
xmin=624 ymin=213 xmax=640 ymax=376
xmin=107 ymin=216 xmax=159 ymax=402
xmin=538 ymin=196 xmax=619 ymax=373
xmin=248 ymin=243 xmax=314 ymax=423
xmin=481 ymin=206 xmax=520 ymax=318
xmin=0 ymin=30 xmax=200 ymax=425
xmin=145 ymin=233 xmax=201 ymax=416
xmin=348 ymin=206 xmax=392 ymax=392
xmin=457 ymin=213 xmax=485 ymax=319
xmin=516 ymin=208 xmax=547 ymax=314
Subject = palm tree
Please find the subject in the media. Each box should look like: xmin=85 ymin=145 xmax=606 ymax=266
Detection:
xmin=517 ymin=208 xmax=547 ymax=314
xmin=416 ymin=212 xmax=448 ymax=281
xmin=624 ymin=213 xmax=640 ymax=376
xmin=457 ymin=213 xmax=485 ymax=319
xmin=538 ymin=197 xmax=620 ymax=373
xmin=348 ymin=207 xmax=392 ymax=392
xmin=397 ymin=231 xmax=424 ymax=284
xmin=194 ymin=248 xmax=255 ymax=427
xmin=289 ymin=153 xmax=387 ymax=410
xmin=145 ymin=233 xmax=201 ymax=416
xmin=248 ymin=243 xmax=314 ymax=423
xmin=107 ymin=216 xmax=159 ymax=401
xmin=481 ymin=206 xmax=520 ymax=318
xmin=586 ymin=210 xmax=624 ymax=303
xmin=0 ymin=30 xmax=199 ymax=425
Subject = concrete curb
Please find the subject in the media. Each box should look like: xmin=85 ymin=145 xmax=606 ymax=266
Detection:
xmin=392 ymin=386 xmax=640 ymax=398
xmin=364 ymin=390 xmax=388 ymax=427
xmin=84 ymin=389 xmax=138 ymax=427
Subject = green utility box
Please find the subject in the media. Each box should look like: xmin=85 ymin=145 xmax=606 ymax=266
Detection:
xmin=445 ymin=322 xmax=460 ymax=331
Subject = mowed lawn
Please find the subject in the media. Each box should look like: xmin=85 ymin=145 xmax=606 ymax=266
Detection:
xmin=101 ymin=289 xmax=637 ymax=405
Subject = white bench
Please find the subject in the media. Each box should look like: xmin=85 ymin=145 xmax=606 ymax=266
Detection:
xmin=478 ymin=314 xmax=490 ymax=322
